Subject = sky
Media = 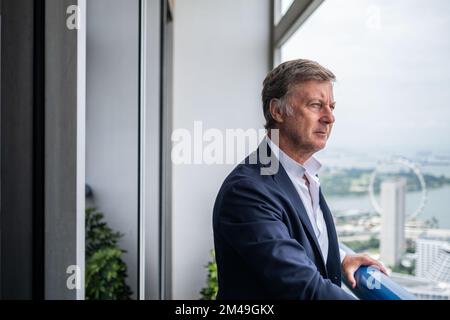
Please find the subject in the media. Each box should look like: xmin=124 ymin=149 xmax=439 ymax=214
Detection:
xmin=281 ymin=0 xmax=450 ymax=156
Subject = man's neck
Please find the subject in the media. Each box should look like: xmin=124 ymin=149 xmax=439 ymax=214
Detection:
xmin=268 ymin=131 xmax=314 ymax=165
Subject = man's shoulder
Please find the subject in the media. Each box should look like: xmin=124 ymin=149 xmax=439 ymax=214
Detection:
xmin=223 ymin=158 xmax=271 ymax=187
xmin=214 ymin=163 xmax=278 ymax=208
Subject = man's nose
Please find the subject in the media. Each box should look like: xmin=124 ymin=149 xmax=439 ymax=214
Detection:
xmin=321 ymin=105 xmax=335 ymax=124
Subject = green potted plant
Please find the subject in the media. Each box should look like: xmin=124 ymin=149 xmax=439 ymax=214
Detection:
xmin=200 ymin=249 xmax=218 ymax=300
xmin=85 ymin=207 xmax=133 ymax=300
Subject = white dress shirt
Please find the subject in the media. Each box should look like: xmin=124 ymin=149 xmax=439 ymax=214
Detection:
xmin=267 ymin=137 xmax=346 ymax=265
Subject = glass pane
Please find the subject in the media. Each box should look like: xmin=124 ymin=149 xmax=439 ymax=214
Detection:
xmin=85 ymin=0 xmax=141 ymax=300
xmin=281 ymin=0 xmax=450 ymax=300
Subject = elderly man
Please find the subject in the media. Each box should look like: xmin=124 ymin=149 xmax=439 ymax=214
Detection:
xmin=212 ymin=59 xmax=386 ymax=299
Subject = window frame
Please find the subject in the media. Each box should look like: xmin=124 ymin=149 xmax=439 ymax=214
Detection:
xmin=272 ymin=0 xmax=324 ymax=66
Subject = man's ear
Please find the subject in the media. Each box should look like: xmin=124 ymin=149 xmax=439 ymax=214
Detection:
xmin=269 ymin=99 xmax=284 ymax=124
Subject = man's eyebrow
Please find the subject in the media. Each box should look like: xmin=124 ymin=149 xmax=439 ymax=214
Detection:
xmin=306 ymin=98 xmax=334 ymax=103
xmin=305 ymin=97 xmax=323 ymax=102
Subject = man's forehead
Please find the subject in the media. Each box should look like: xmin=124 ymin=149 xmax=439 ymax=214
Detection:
xmin=290 ymin=80 xmax=334 ymax=100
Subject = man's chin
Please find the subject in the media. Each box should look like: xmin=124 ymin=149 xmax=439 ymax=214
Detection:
xmin=314 ymin=141 xmax=327 ymax=152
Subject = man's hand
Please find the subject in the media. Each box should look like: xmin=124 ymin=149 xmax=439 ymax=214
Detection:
xmin=341 ymin=254 xmax=388 ymax=288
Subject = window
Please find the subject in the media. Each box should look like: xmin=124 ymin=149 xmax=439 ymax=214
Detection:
xmin=278 ymin=0 xmax=450 ymax=298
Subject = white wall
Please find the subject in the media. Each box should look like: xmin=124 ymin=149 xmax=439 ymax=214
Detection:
xmin=172 ymin=0 xmax=272 ymax=299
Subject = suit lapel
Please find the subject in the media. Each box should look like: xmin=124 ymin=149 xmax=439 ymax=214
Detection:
xmin=319 ymin=189 xmax=341 ymax=277
xmin=257 ymin=142 xmax=328 ymax=274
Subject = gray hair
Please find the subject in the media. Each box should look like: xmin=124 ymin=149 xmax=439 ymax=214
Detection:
xmin=262 ymin=59 xmax=336 ymax=130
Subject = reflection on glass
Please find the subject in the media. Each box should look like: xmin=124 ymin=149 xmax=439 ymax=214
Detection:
xmin=85 ymin=0 xmax=141 ymax=300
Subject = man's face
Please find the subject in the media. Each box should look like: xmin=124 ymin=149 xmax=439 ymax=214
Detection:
xmin=279 ymin=80 xmax=335 ymax=155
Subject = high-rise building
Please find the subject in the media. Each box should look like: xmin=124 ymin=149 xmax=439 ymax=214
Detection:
xmin=380 ymin=179 xmax=406 ymax=266
xmin=416 ymin=237 xmax=450 ymax=282
xmin=390 ymin=273 xmax=450 ymax=300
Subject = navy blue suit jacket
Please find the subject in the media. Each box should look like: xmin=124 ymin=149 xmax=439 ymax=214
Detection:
xmin=213 ymin=142 xmax=354 ymax=299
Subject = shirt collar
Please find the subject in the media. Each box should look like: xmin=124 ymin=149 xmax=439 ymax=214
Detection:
xmin=266 ymin=135 xmax=322 ymax=179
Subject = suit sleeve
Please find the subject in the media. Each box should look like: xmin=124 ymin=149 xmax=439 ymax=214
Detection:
xmin=216 ymin=179 xmax=355 ymax=300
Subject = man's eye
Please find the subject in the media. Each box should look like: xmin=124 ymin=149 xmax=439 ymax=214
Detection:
xmin=311 ymin=103 xmax=321 ymax=109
